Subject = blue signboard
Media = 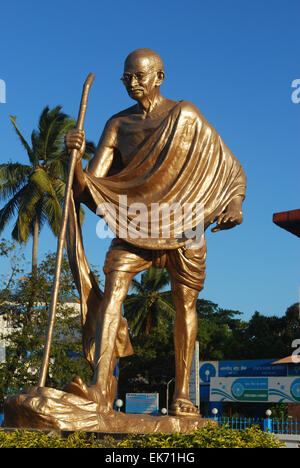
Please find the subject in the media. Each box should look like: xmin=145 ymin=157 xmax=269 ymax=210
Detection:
xmin=210 ymin=377 xmax=300 ymax=403
xmin=199 ymin=359 xmax=292 ymax=404
xmin=218 ymin=360 xmax=287 ymax=378
xmin=200 ymin=362 xmax=217 ymax=383
xmin=125 ymin=393 xmax=159 ymax=414
xmin=288 ymin=364 xmax=300 ymax=377
xmin=200 ymin=384 xmax=210 ymax=401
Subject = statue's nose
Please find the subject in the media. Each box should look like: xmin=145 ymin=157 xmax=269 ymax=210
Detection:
xmin=129 ymin=75 xmax=139 ymax=85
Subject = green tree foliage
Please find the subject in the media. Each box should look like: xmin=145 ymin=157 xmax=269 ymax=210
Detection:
xmin=124 ymin=266 xmax=175 ymax=336
xmin=228 ymin=307 xmax=300 ymax=359
xmin=0 ymin=239 xmax=25 ymax=305
xmin=196 ymin=299 xmax=244 ymax=360
xmin=0 ymin=107 xmax=95 ymax=273
xmin=0 ymin=246 xmax=96 ymax=410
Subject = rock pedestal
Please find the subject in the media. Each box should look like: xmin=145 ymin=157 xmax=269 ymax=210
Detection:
xmin=4 ymin=387 xmax=211 ymax=434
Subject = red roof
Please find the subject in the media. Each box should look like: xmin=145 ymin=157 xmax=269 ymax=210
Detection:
xmin=273 ymin=209 xmax=300 ymax=237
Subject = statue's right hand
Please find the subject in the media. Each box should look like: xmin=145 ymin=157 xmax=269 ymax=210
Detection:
xmin=65 ymin=129 xmax=86 ymax=158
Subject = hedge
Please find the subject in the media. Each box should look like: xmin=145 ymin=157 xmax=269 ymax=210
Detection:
xmin=0 ymin=423 xmax=285 ymax=448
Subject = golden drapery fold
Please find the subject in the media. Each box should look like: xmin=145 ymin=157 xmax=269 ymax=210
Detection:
xmin=83 ymin=100 xmax=246 ymax=249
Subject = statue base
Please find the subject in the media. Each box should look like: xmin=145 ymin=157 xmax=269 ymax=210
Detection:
xmin=3 ymin=387 xmax=211 ymax=434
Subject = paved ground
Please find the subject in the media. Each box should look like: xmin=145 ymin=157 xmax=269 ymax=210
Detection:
xmin=277 ymin=434 xmax=300 ymax=448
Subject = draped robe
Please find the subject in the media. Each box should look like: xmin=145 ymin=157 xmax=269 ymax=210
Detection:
xmin=66 ymin=100 xmax=246 ymax=367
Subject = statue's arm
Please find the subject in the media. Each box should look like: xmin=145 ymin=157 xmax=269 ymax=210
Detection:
xmin=211 ymin=195 xmax=244 ymax=232
xmin=65 ymin=119 xmax=117 ymax=198
xmin=212 ymin=171 xmax=246 ymax=233
xmin=87 ymin=120 xmax=116 ymax=178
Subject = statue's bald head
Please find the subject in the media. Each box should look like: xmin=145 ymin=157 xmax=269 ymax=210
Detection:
xmin=122 ymin=49 xmax=165 ymax=103
xmin=124 ymin=49 xmax=164 ymax=74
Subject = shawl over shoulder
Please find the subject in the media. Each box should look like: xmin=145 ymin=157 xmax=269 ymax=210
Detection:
xmin=84 ymin=101 xmax=246 ymax=249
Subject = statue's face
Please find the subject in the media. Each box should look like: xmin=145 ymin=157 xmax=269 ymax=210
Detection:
xmin=122 ymin=55 xmax=162 ymax=102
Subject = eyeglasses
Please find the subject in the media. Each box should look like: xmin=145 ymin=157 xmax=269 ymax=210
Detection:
xmin=121 ymin=70 xmax=155 ymax=84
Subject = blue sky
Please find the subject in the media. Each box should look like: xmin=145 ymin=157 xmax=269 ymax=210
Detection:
xmin=0 ymin=0 xmax=299 ymax=321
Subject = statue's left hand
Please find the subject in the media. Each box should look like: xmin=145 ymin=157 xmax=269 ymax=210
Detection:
xmin=211 ymin=197 xmax=243 ymax=232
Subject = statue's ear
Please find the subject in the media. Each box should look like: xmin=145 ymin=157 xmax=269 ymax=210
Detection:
xmin=156 ymin=71 xmax=165 ymax=86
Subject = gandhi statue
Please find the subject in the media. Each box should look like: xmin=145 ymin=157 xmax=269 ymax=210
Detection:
xmin=64 ymin=48 xmax=246 ymax=417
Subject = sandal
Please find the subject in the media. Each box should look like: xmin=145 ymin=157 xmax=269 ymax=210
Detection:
xmin=169 ymin=397 xmax=200 ymax=417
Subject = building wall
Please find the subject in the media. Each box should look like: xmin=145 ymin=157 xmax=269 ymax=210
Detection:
xmin=288 ymin=403 xmax=300 ymax=419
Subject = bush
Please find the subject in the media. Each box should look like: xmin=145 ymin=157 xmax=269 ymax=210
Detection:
xmin=117 ymin=422 xmax=285 ymax=448
xmin=0 ymin=430 xmax=109 ymax=448
xmin=0 ymin=423 xmax=285 ymax=448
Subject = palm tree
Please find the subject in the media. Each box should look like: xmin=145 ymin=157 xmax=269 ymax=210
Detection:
xmin=0 ymin=106 xmax=94 ymax=274
xmin=124 ymin=266 xmax=176 ymax=336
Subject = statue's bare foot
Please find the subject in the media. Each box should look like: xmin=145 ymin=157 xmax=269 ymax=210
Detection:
xmin=63 ymin=376 xmax=111 ymax=413
xmin=169 ymin=397 xmax=200 ymax=417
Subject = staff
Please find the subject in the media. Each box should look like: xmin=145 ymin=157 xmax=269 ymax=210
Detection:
xmin=38 ymin=73 xmax=95 ymax=387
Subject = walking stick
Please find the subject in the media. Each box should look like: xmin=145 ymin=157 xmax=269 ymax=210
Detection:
xmin=38 ymin=73 xmax=95 ymax=387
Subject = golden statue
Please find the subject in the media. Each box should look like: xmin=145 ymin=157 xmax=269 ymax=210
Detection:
xmin=63 ymin=49 xmax=246 ymax=417
xmin=4 ymin=49 xmax=246 ymax=431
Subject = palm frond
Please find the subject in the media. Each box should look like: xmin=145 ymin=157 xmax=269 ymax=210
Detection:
xmin=0 ymin=163 xmax=32 ymax=200
xmin=12 ymin=199 xmax=43 ymax=242
xmin=0 ymin=186 xmax=27 ymax=233
xmin=124 ymin=266 xmax=173 ymax=336
xmin=51 ymin=178 xmax=66 ymax=200
xmin=156 ymin=296 xmax=176 ymax=319
xmin=124 ymin=294 xmax=147 ymax=309
xmin=127 ymin=306 xmax=146 ymax=331
xmin=37 ymin=106 xmax=76 ymax=163
xmin=30 ymin=168 xmax=56 ymax=197
xmin=9 ymin=116 xmax=35 ymax=165
xmin=31 ymin=129 xmax=44 ymax=164
xmin=42 ymin=193 xmax=62 ymax=237
xmin=140 ymin=266 xmax=170 ymax=293
xmin=2 ymin=106 xmax=93 ymax=270
xmin=47 ymin=152 xmax=69 ymax=181
xmin=26 ymin=168 xmax=62 ymax=236
xmin=129 ymin=278 xmax=146 ymax=294
xmin=12 ymin=181 xmax=43 ymax=242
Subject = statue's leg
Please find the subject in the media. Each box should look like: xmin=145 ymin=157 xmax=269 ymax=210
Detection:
xmin=165 ymin=239 xmax=206 ymax=416
xmin=64 ymin=270 xmax=134 ymax=410
xmin=92 ymin=270 xmax=134 ymax=394
xmin=170 ymin=281 xmax=200 ymax=416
